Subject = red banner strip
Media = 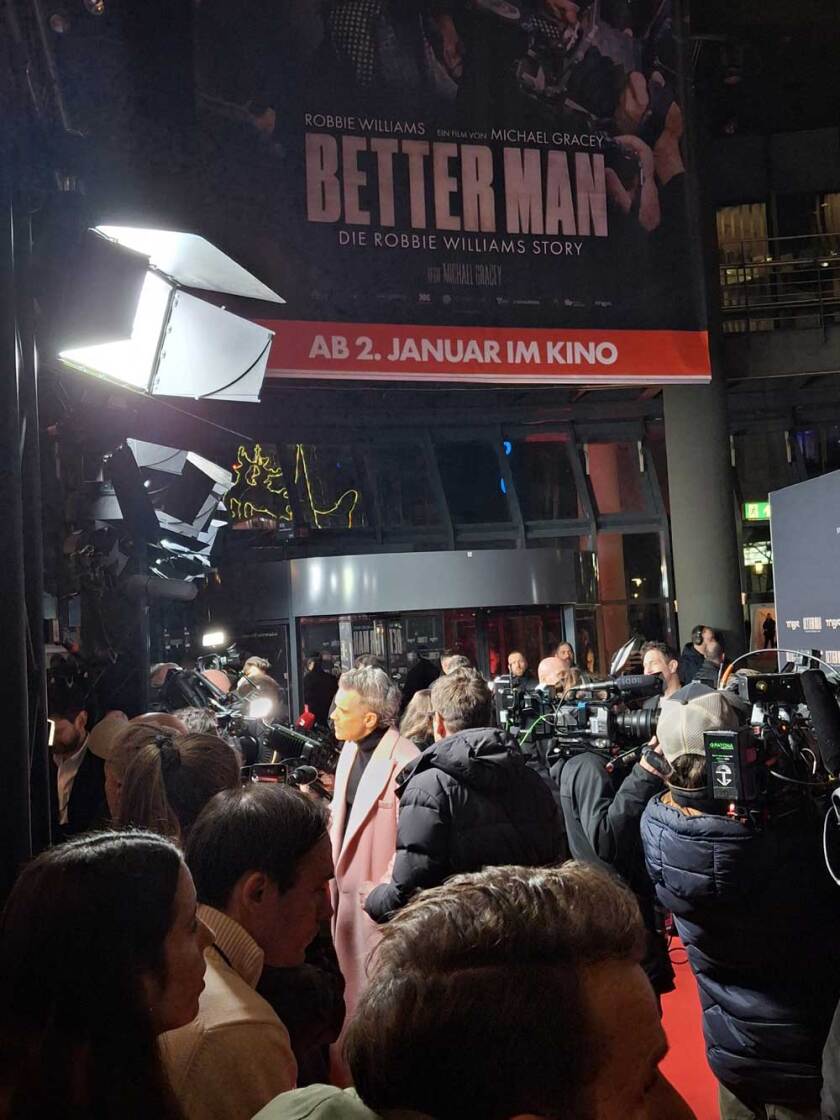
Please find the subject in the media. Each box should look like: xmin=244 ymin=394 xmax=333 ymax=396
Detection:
xmin=257 ymin=320 xmax=710 ymax=384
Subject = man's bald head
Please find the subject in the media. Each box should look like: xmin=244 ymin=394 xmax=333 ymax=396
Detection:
xmin=538 ymin=657 xmax=565 ymax=687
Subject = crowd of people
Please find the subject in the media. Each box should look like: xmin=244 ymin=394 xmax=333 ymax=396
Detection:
xmin=3 ymin=622 xmax=840 ymax=1120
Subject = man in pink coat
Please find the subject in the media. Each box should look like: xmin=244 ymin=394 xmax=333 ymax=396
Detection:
xmin=328 ymin=666 xmax=419 ymax=1084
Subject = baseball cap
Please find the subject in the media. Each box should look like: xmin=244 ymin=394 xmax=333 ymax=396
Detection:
xmin=86 ymin=710 xmax=129 ymax=760
xmin=656 ymin=689 xmax=741 ymax=764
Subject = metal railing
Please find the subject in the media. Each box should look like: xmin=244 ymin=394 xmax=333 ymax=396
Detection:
xmin=718 ymin=233 xmax=840 ymax=333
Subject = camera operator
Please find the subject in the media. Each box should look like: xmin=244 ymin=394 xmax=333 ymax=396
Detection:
xmin=554 ymin=701 xmax=674 ymax=997
xmin=237 ymin=656 xmax=289 ymax=724
xmin=641 ymin=689 xmax=840 ymax=1119
xmin=506 ymin=650 xmax=537 ymax=693
xmin=641 ymin=642 xmax=682 ymax=710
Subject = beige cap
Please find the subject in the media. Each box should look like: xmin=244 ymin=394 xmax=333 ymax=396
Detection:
xmin=656 ymin=691 xmax=741 ymax=764
xmin=86 ymin=711 xmax=129 ymax=760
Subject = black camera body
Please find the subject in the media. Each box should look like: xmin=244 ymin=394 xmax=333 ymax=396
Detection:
xmin=697 ymin=669 xmax=840 ymax=822
xmin=496 ymin=673 xmax=663 ymax=772
xmin=494 ymin=677 xmax=557 ymax=738
xmin=552 ymin=676 xmax=662 ymax=752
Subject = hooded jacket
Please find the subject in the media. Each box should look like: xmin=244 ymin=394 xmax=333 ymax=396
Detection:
xmin=641 ymin=794 xmax=840 ymax=1106
xmin=365 ymin=727 xmax=565 ymax=923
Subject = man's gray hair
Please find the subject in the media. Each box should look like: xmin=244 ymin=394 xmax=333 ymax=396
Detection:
xmin=339 ymin=666 xmax=400 ymax=728
xmin=430 ymin=668 xmax=492 ymax=733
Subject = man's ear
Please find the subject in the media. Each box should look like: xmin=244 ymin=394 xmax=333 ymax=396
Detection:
xmin=363 ymin=710 xmax=379 ymax=734
xmin=76 ymin=710 xmax=89 ymax=734
xmin=433 ymin=712 xmax=447 ymax=740
xmin=239 ymin=871 xmax=270 ymax=910
xmin=669 ymin=660 xmax=679 ymax=675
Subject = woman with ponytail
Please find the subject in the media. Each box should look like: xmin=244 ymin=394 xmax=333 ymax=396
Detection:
xmin=116 ymin=733 xmax=240 ymax=844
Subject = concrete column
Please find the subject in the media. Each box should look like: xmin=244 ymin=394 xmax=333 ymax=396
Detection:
xmin=587 ymin=443 xmax=630 ymax=660
xmin=663 ymin=371 xmax=744 ymax=656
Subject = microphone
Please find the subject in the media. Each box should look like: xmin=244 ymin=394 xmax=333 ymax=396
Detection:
xmin=290 ymin=764 xmax=319 ymax=785
xmin=800 ymin=670 xmax=840 ymax=775
xmin=614 ymin=674 xmax=665 ymax=697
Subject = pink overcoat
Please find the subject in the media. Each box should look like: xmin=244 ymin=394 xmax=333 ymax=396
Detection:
xmin=329 ymin=726 xmax=419 ymax=1084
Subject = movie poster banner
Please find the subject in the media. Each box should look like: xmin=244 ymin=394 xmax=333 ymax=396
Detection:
xmin=196 ymin=0 xmax=709 ymax=383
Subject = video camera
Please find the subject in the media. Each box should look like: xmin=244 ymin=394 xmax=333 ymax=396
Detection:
xmin=696 ymin=656 xmax=840 ymax=825
xmin=495 ymin=639 xmax=663 ymax=768
xmin=158 ymin=665 xmax=339 ymax=796
xmin=550 ymin=674 xmax=662 ymax=754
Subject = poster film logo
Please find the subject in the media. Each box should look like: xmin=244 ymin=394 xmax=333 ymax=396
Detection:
xmin=198 ymin=0 xmax=710 ymax=382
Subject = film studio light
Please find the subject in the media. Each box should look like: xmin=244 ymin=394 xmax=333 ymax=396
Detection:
xmin=56 ymin=226 xmax=283 ymax=402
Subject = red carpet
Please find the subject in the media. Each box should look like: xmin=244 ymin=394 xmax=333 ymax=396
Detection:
xmin=661 ymin=941 xmax=719 ymax=1120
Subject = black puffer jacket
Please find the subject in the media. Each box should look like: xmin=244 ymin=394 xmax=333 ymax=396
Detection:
xmin=677 ymin=643 xmax=704 ymax=686
xmin=642 ymin=795 xmax=840 ymax=1107
xmin=365 ymin=727 xmax=565 ymax=922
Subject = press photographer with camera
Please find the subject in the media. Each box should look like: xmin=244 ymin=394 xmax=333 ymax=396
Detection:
xmin=641 ymin=688 xmax=840 ymax=1120
xmin=238 ymin=655 xmax=290 ymax=724
xmin=555 ymin=702 xmax=675 ymax=998
xmin=507 ymin=649 xmax=538 ymax=693
xmin=641 ymin=641 xmax=682 ymax=708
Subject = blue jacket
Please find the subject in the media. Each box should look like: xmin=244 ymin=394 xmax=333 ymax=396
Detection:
xmin=641 ymin=794 xmax=840 ymax=1107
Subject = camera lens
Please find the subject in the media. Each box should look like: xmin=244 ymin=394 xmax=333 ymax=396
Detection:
xmin=613 ymin=708 xmax=657 ymax=742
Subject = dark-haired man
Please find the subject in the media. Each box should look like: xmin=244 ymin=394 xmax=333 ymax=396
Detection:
xmin=255 ymin=863 xmax=694 ymax=1120
xmin=49 ymin=693 xmax=108 ymax=839
xmin=507 ymin=650 xmax=537 ymax=693
xmin=161 ymin=785 xmax=334 ymax=1120
xmin=641 ymin=641 xmax=682 ymax=706
xmin=365 ymin=669 xmax=564 ymax=923
xmin=678 ymin=625 xmax=718 ymax=686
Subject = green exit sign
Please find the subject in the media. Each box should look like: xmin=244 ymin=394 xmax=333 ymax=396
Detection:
xmin=743 ymin=501 xmax=771 ymax=521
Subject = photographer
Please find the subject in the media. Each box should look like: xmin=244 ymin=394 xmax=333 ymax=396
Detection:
xmin=506 ymin=650 xmax=537 ymax=693
xmin=238 ymin=656 xmax=289 ymax=724
xmin=641 ymin=689 xmax=840 ymax=1119
xmin=641 ymin=641 xmax=682 ymax=708
xmin=555 ymin=727 xmax=674 ymax=997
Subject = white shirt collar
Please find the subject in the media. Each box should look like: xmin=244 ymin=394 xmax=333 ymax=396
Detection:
xmin=54 ymin=740 xmax=89 ymax=825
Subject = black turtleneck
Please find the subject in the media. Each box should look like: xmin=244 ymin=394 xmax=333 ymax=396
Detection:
xmin=345 ymin=726 xmax=388 ymax=815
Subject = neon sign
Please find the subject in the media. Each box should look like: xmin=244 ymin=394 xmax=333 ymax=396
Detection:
xmin=226 ymin=443 xmax=360 ymax=530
